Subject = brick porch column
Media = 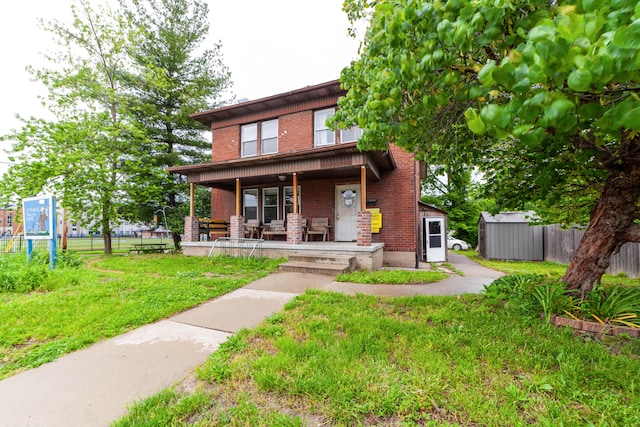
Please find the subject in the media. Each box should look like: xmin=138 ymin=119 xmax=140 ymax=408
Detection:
xmin=184 ymin=216 xmax=199 ymax=242
xmin=357 ymin=211 xmax=372 ymax=247
xmin=230 ymin=215 xmax=244 ymax=240
xmin=287 ymin=213 xmax=303 ymax=244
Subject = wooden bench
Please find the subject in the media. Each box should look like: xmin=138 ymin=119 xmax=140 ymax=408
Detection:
xmin=261 ymin=219 xmax=287 ymax=240
xmin=306 ymin=218 xmax=330 ymax=241
xmin=199 ymin=218 xmax=230 ymax=240
xmin=128 ymin=243 xmax=172 ymax=255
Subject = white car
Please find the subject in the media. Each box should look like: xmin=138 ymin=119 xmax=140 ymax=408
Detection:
xmin=447 ymin=235 xmax=470 ymax=251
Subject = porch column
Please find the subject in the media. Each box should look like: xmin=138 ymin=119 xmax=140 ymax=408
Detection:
xmin=189 ymin=183 xmax=195 ymax=217
xmin=360 ymin=165 xmax=367 ymax=212
xmin=287 ymin=212 xmax=303 ymax=244
xmin=230 ymin=215 xmax=244 ymax=240
xmin=357 ymin=211 xmax=372 ymax=247
xmin=235 ymin=178 xmax=241 ymax=216
xmin=184 ymin=216 xmax=199 ymax=242
xmin=293 ymin=173 xmax=298 ymax=214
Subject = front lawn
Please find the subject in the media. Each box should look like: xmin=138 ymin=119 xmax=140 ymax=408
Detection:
xmin=116 ymin=291 xmax=640 ymax=426
xmin=462 ymin=250 xmax=640 ymax=288
xmin=0 ymin=253 xmax=280 ymax=379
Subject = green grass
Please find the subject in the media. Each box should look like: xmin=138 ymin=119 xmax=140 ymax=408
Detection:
xmin=0 ymin=254 xmax=280 ymax=379
xmin=116 ymin=290 xmax=640 ymax=426
xmin=462 ymin=250 xmax=640 ymax=288
xmin=335 ymin=269 xmax=448 ymax=284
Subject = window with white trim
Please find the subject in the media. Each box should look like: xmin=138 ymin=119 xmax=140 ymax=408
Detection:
xmin=243 ymin=189 xmax=258 ymax=220
xmin=314 ymin=108 xmax=335 ymax=146
xmin=241 ymin=123 xmax=257 ymax=157
xmin=283 ymin=186 xmax=301 ymax=216
xmin=261 ymin=120 xmax=278 ymax=154
xmin=263 ymin=187 xmax=279 ymax=224
xmin=340 ymin=125 xmax=362 ymax=143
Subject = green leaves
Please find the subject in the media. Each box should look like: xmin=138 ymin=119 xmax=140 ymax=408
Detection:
xmin=567 ymin=68 xmax=592 ymax=91
xmin=613 ymin=20 xmax=640 ymax=49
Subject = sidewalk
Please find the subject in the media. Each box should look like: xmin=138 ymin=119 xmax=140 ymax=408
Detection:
xmin=0 ymin=253 xmax=501 ymax=427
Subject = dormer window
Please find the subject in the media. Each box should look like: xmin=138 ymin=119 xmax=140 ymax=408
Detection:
xmin=314 ymin=108 xmax=335 ymax=146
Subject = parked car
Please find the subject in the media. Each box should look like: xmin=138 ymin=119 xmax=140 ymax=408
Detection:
xmin=447 ymin=235 xmax=470 ymax=251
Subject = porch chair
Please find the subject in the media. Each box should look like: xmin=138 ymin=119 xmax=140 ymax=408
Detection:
xmin=261 ymin=219 xmax=287 ymax=240
xmin=305 ymin=218 xmax=330 ymax=241
xmin=244 ymin=219 xmax=261 ymax=239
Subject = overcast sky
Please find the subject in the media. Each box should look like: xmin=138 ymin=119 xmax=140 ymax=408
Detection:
xmin=0 ymin=0 xmax=362 ymax=174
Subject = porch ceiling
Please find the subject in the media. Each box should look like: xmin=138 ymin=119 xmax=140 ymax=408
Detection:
xmin=168 ymin=143 xmax=396 ymax=190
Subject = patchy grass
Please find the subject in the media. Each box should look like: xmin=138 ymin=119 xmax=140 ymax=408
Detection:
xmin=335 ymin=269 xmax=448 ymax=285
xmin=0 ymin=254 xmax=280 ymax=379
xmin=462 ymin=251 xmax=640 ymax=288
xmin=117 ymin=291 xmax=640 ymax=426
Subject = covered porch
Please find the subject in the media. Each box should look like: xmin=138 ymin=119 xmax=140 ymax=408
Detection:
xmin=181 ymin=239 xmax=385 ymax=271
xmin=169 ymin=143 xmax=396 ymax=268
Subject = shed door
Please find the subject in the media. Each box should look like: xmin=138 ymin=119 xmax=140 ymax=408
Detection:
xmin=335 ymin=184 xmax=360 ymax=241
xmin=424 ymin=217 xmax=446 ymax=262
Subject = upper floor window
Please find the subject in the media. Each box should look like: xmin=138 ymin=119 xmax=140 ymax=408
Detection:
xmin=241 ymin=123 xmax=257 ymax=157
xmin=314 ymin=108 xmax=335 ymax=146
xmin=261 ymin=120 xmax=278 ymax=155
xmin=340 ymin=125 xmax=362 ymax=143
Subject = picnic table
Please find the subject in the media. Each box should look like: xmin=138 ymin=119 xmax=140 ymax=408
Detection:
xmin=128 ymin=243 xmax=172 ymax=255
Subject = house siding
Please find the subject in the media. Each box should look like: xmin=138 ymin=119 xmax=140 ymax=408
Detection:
xmin=212 ymin=126 xmax=240 ymax=161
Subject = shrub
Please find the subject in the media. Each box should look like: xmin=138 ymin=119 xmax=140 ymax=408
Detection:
xmin=577 ymin=283 xmax=640 ymax=328
xmin=485 ymin=275 xmax=640 ymax=329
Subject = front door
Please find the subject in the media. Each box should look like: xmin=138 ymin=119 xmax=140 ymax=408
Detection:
xmin=335 ymin=184 xmax=361 ymax=241
xmin=424 ymin=217 xmax=446 ymax=262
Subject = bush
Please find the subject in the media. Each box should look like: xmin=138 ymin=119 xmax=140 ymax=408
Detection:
xmin=484 ymin=275 xmax=640 ymax=328
xmin=578 ymin=283 xmax=640 ymax=327
xmin=0 ymin=252 xmax=50 ymax=293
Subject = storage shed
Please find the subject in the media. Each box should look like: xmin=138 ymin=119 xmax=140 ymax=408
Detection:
xmin=478 ymin=211 xmax=543 ymax=261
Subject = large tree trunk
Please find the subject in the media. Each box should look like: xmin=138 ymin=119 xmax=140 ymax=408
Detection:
xmin=563 ymin=166 xmax=640 ymax=295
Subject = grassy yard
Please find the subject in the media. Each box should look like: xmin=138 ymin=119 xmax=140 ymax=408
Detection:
xmin=114 ymin=255 xmax=640 ymax=426
xmin=116 ymin=291 xmax=640 ymax=426
xmin=461 ymin=250 xmax=640 ymax=288
xmin=0 ymin=253 xmax=280 ymax=379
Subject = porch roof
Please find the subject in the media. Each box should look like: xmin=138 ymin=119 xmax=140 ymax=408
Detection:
xmin=168 ymin=143 xmax=396 ymax=190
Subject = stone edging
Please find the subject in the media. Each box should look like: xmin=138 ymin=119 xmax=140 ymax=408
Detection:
xmin=549 ymin=314 xmax=640 ymax=338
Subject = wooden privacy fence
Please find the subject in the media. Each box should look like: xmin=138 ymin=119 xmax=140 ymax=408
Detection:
xmin=543 ymin=225 xmax=640 ymax=278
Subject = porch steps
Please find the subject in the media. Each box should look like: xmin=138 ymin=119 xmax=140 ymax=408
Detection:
xmin=279 ymin=253 xmax=356 ymax=276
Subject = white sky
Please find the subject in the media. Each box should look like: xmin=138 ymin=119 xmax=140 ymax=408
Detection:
xmin=0 ymin=0 xmax=362 ymax=174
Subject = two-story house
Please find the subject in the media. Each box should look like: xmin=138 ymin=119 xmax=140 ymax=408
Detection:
xmin=169 ymin=80 xmax=434 ymax=269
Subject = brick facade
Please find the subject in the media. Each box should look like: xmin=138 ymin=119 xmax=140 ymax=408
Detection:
xmin=184 ymin=216 xmax=199 ymax=242
xmin=175 ymin=81 xmax=423 ymax=265
xmin=357 ymin=211 xmax=372 ymax=247
xmin=230 ymin=215 xmax=244 ymax=240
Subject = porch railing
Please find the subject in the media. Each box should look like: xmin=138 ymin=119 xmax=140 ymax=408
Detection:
xmin=208 ymin=237 xmax=264 ymax=259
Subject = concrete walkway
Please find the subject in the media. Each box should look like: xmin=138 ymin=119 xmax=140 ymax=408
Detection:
xmin=0 ymin=253 xmax=501 ymax=427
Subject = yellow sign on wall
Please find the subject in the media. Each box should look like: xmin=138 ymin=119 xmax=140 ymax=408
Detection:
xmin=367 ymin=208 xmax=383 ymax=233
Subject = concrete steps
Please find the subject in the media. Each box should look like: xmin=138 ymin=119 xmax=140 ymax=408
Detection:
xmin=279 ymin=253 xmax=356 ymax=276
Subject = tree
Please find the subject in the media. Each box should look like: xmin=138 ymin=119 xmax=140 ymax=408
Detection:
xmin=0 ymin=0 xmax=159 ymax=254
xmin=334 ymin=0 xmax=640 ymax=295
xmin=120 ymin=0 xmax=232 ymax=249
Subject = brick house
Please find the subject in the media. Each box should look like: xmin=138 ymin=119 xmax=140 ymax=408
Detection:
xmin=0 ymin=206 xmax=19 ymax=236
xmin=169 ymin=80 xmax=425 ymax=268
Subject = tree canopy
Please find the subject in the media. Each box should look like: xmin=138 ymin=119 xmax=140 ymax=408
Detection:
xmin=334 ymin=0 xmax=640 ymax=293
xmin=0 ymin=0 xmax=231 ymax=253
